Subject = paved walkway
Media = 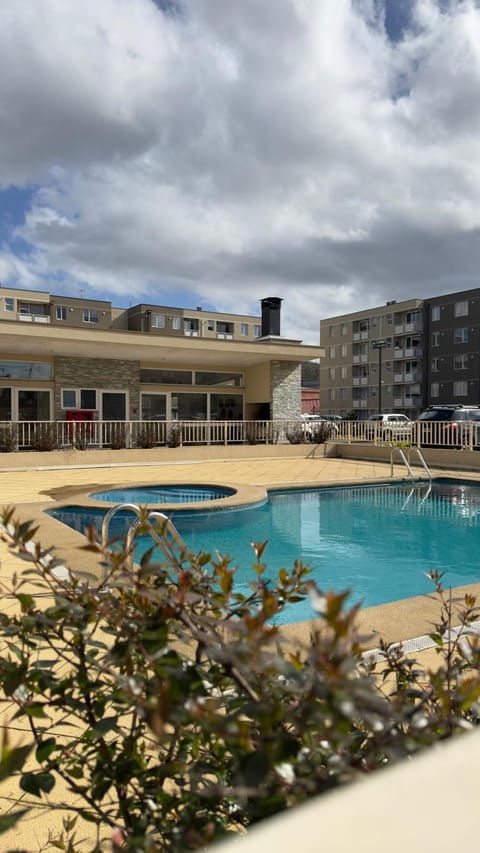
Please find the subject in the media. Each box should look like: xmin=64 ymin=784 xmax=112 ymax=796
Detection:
xmin=0 ymin=453 xmax=479 ymax=851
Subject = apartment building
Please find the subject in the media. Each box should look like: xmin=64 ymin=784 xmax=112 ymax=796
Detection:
xmin=320 ymin=298 xmax=424 ymax=419
xmin=320 ymin=287 xmax=480 ymax=419
xmin=424 ymin=289 xmax=480 ymax=405
xmin=0 ymin=288 xmax=322 ymax=425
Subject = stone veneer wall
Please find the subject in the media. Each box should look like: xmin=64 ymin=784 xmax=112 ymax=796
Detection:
xmin=270 ymin=361 xmax=302 ymax=420
xmin=54 ymin=356 xmax=141 ymax=420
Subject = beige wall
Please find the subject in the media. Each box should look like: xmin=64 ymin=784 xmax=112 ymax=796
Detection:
xmin=244 ymin=363 xmax=271 ymax=403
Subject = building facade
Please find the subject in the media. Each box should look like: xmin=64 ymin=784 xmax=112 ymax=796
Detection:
xmin=320 ymin=287 xmax=480 ymax=419
xmin=0 ymin=287 xmax=322 ymax=426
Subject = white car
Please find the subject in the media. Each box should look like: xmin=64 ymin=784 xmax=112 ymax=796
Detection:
xmin=367 ymin=413 xmax=412 ymax=440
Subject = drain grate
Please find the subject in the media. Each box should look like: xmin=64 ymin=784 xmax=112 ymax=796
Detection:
xmin=363 ymin=620 xmax=480 ymax=665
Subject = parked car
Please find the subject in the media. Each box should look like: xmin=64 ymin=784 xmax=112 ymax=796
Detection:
xmin=366 ymin=413 xmax=412 ymax=441
xmin=413 ymin=405 xmax=480 ymax=448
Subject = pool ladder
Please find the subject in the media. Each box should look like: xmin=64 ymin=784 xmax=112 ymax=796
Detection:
xmin=390 ymin=446 xmax=432 ymax=483
xmin=101 ymin=503 xmax=189 ymax=577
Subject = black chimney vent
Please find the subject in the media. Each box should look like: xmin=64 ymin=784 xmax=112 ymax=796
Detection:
xmin=260 ymin=297 xmax=282 ymax=337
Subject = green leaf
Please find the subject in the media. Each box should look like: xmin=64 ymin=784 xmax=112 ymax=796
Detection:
xmin=20 ymin=771 xmax=55 ymax=797
xmin=35 ymin=737 xmax=57 ymax=763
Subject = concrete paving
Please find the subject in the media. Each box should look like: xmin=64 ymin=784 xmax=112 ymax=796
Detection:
xmin=0 ymin=452 xmax=479 ymax=850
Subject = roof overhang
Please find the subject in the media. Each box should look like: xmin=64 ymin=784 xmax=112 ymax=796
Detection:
xmin=0 ymin=322 xmax=323 ymax=368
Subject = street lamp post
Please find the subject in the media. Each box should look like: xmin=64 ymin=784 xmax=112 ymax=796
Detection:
xmin=372 ymin=339 xmax=386 ymax=413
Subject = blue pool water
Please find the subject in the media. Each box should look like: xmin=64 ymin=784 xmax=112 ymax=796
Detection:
xmin=89 ymin=484 xmax=235 ymax=504
xmin=48 ymin=479 xmax=480 ymax=624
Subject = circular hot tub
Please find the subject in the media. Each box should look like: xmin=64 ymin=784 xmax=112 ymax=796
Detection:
xmin=89 ymin=484 xmax=236 ymax=504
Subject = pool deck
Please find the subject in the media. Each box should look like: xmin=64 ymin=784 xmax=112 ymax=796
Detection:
xmin=1 ymin=453 xmax=480 ymax=850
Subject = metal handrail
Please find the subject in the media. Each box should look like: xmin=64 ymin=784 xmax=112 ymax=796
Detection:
xmin=390 ymin=445 xmax=432 ymax=483
xmin=101 ymin=502 xmax=189 ymax=575
xmin=407 ymin=446 xmax=432 ymax=481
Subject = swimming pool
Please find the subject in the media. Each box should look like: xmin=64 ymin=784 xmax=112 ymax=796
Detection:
xmin=48 ymin=479 xmax=480 ymax=625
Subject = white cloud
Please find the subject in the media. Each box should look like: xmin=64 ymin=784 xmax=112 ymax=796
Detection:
xmin=1 ymin=0 xmax=480 ymax=341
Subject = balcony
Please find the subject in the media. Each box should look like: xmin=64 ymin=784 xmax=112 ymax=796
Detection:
xmin=184 ymin=330 xmax=199 ymax=337
xmin=394 ymin=324 xmax=404 ymax=334
xmin=393 ymin=349 xmax=404 ymax=359
xmin=404 ymin=372 xmax=423 ymax=383
xmin=405 ymin=322 xmax=423 ymax=333
xmin=404 ymin=346 xmax=423 ymax=358
xmin=18 ymin=314 xmax=51 ymax=324
xmin=393 ymin=373 xmax=404 ymax=383
xmin=353 ymin=332 xmax=360 ymax=342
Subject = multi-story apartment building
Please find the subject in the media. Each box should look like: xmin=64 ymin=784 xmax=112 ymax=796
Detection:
xmin=0 ymin=287 xmax=322 ymax=425
xmin=320 ymin=287 xmax=480 ymax=419
xmin=424 ymin=288 xmax=480 ymax=406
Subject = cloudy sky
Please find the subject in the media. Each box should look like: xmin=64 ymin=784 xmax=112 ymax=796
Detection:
xmin=1 ymin=0 xmax=479 ymax=343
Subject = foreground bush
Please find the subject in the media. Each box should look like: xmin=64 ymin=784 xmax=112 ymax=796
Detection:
xmin=0 ymin=508 xmax=479 ymax=852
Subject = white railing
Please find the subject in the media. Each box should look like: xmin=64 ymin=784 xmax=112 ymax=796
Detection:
xmin=1 ymin=418 xmax=479 ymax=453
xmin=0 ymin=419 xmax=297 ymax=451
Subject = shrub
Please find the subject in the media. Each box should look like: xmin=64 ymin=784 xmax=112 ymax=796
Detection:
xmin=0 ymin=424 xmax=17 ymax=452
xmin=135 ymin=422 xmax=163 ymax=449
xmin=285 ymin=424 xmax=307 ymax=444
xmin=166 ymin=422 xmax=182 ymax=447
xmin=109 ymin=423 xmax=127 ymax=449
xmin=0 ymin=512 xmax=479 ymax=852
xmin=29 ymin=423 xmax=58 ymax=451
xmin=309 ymin=421 xmax=334 ymax=444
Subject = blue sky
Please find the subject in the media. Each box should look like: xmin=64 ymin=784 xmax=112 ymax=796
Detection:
xmin=1 ymin=0 xmax=480 ymax=342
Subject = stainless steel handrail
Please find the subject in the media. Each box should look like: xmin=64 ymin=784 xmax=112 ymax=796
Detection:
xmin=101 ymin=502 xmax=189 ymax=576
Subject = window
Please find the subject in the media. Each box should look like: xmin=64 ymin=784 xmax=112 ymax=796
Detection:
xmin=172 ymin=393 xmax=207 ymax=421
xmin=172 ymin=316 xmax=181 ymax=330
xmin=455 ymin=300 xmax=468 ymax=317
xmin=56 ymin=306 xmax=67 ymax=321
xmin=341 ymin=344 xmax=347 ymax=357
xmin=18 ymin=390 xmax=50 ymax=421
xmin=329 ymin=367 xmax=335 ymax=380
xmin=341 ymin=366 xmax=347 ymax=378
xmin=61 ymin=389 xmax=97 ymax=409
xmin=0 ymin=361 xmax=52 ymax=380
xmin=329 ymin=325 xmax=336 ymax=337
xmin=140 ymin=369 xmax=192 ymax=385
xmin=0 ymin=388 xmax=12 ymax=419
xmin=454 ymin=381 xmax=468 ymax=396
xmin=195 ymin=371 xmax=243 ymax=387
xmin=431 ymin=383 xmax=439 ymax=397
xmin=151 ymin=313 xmax=165 ymax=329
xmin=141 ymin=393 xmax=166 ymax=421
xmin=339 ymin=388 xmax=346 ymax=401
xmin=454 ymin=327 xmax=469 ymax=344
xmin=454 ymin=354 xmax=469 ymax=370
xmin=431 ymin=305 xmax=440 ymax=321
xmin=211 ymin=394 xmax=243 ymax=420
xmin=254 ymin=324 xmax=261 ymax=337
xmin=432 ymin=332 xmax=440 ymax=346
xmin=83 ymin=309 xmax=99 ymax=324
xmin=184 ymin=319 xmax=199 ymax=333
xmin=329 ymin=346 xmax=335 ymax=358
xmin=241 ymin=324 xmax=248 ymax=336
xmin=4 ymin=297 xmax=14 ymax=312
xmin=341 ymin=323 xmax=347 ymax=335
xmin=328 ymin=389 xmax=335 ymax=401
xmin=385 ymin=314 xmax=393 ymax=325
xmin=207 ymin=319 xmax=215 ymax=331
xmin=431 ymin=357 xmax=440 ymax=372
